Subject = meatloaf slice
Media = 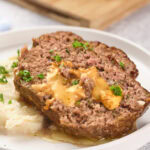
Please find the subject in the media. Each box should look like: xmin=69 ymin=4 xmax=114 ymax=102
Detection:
xmin=32 ymin=31 xmax=138 ymax=79
xmin=90 ymin=41 xmax=138 ymax=79
xmin=14 ymin=31 xmax=150 ymax=139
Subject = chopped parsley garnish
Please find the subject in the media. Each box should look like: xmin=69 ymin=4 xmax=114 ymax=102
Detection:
xmin=72 ymin=40 xmax=91 ymax=50
xmin=72 ymin=40 xmax=83 ymax=48
xmin=11 ymin=61 xmax=18 ymax=68
xmin=17 ymin=49 xmax=20 ymax=57
xmin=0 ymin=66 xmax=8 ymax=75
xmin=19 ymin=70 xmax=33 ymax=82
xmin=82 ymin=42 xmax=89 ymax=50
xmin=119 ymin=62 xmax=125 ymax=69
xmin=72 ymin=80 xmax=79 ymax=85
xmin=23 ymin=77 xmax=33 ymax=82
xmin=8 ymin=100 xmax=12 ymax=104
xmin=0 ymin=66 xmax=8 ymax=84
xmin=53 ymin=55 xmax=62 ymax=62
xmin=19 ymin=70 xmax=30 ymax=76
xmin=49 ymin=49 xmax=54 ymax=53
xmin=0 ymin=75 xmax=8 ymax=84
xmin=110 ymin=85 xmax=122 ymax=96
xmin=37 ymin=73 xmax=44 ymax=79
xmin=22 ymin=76 xmax=33 ymax=82
xmin=66 ymin=48 xmax=70 ymax=54
xmin=0 ymin=93 xmax=4 ymax=103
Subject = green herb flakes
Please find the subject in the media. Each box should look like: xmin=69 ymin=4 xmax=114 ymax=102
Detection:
xmin=72 ymin=40 xmax=83 ymax=48
xmin=19 ymin=70 xmax=30 ymax=77
xmin=72 ymin=40 xmax=91 ymax=50
xmin=72 ymin=80 xmax=79 ymax=85
xmin=0 ymin=66 xmax=8 ymax=84
xmin=37 ymin=73 xmax=44 ymax=79
xmin=0 ymin=66 xmax=8 ymax=75
xmin=83 ymin=42 xmax=89 ymax=50
xmin=49 ymin=49 xmax=54 ymax=53
xmin=119 ymin=62 xmax=125 ymax=69
xmin=19 ymin=70 xmax=33 ymax=82
xmin=8 ymin=100 xmax=12 ymax=104
xmin=54 ymin=55 xmax=62 ymax=62
xmin=0 ymin=75 xmax=8 ymax=84
xmin=23 ymin=76 xmax=33 ymax=82
xmin=17 ymin=49 xmax=20 ymax=57
xmin=110 ymin=85 xmax=122 ymax=96
xmin=11 ymin=61 xmax=18 ymax=68
xmin=0 ymin=93 xmax=4 ymax=103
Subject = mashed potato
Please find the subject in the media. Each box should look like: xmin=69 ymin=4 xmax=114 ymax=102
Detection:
xmin=0 ymin=59 xmax=44 ymax=135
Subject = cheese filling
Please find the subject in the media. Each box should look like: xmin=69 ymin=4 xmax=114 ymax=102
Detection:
xmin=32 ymin=63 xmax=122 ymax=110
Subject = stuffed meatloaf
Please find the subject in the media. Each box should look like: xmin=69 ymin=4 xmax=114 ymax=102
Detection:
xmin=14 ymin=31 xmax=150 ymax=139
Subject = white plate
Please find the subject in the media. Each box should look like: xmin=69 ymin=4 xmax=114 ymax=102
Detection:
xmin=0 ymin=25 xmax=150 ymax=150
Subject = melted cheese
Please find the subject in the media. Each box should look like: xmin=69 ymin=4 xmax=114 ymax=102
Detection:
xmin=32 ymin=65 xmax=85 ymax=107
xmin=79 ymin=67 xmax=122 ymax=110
xmin=32 ymin=63 xmax=122 ymax=110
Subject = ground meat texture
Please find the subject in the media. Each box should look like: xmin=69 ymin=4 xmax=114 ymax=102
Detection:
xmin=33 ymin=32 xmax=138 ymax=79
xmin=80 ymin=77 xmax=94 ymax=98
xmin=89 ymin=41 xmax=138 ymax=79
xmin=14 ymin=31 xmax=150 ymax=139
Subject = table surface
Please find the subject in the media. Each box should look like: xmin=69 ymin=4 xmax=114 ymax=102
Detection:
xmin=0 ymin=1 xmax=150 ymax=150
xmin=0 ymin=0 xmax=150 ymax=51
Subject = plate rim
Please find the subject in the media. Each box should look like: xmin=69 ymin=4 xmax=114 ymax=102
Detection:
xmin=0 ymin=25 xmax=150 ymax=56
